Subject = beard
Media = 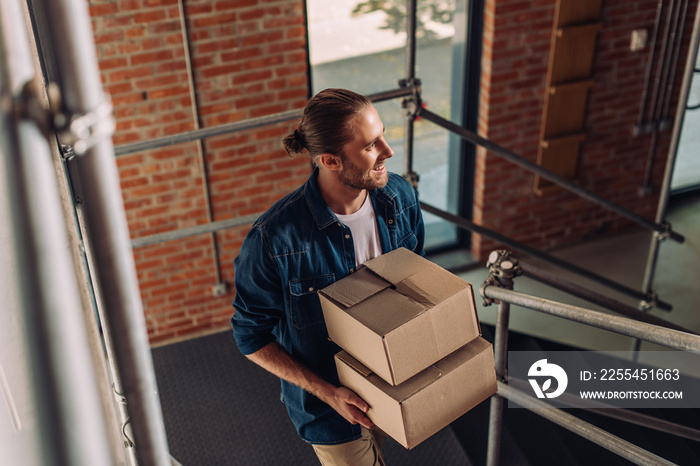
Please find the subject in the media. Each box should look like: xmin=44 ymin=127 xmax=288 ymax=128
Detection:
xmin=338 ymin=153 xmax=389 ymax=191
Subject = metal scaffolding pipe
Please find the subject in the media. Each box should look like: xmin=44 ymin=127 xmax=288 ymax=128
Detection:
xmin=642 ymin=1 xmax=700 ymax=301
xmin=402 ymin=0 xmax=419 ymax=182
xmin=660 ymin=0 xmax=690 ymax=122
xmin=115 ymin=87 xmax=413 ymax=156
xmin=0 ymin=1 xmax=114 ymax=464
xmin=420 ymin=202 xmax=673 ymax=311
xmin=519 ymin=262 xmax=693 ymax=332
xmin=505 ymin=377 xmax=700 ymax=443
xmin=486 ymin=394 xmax=504 ymax=466
xmin=482 ymin=286 xmax=700 ymax=353
xmin=580 ymin=406 xmax=700 ymax=443
xmin=406 ymin=0 xmax=417 ymax=82
xmin=417 ymin=107 xmax=686 ymax=244
xmin=647 ymin=0 xmax=678 ymax=127
xmin=131 ymin=213 xmax=260 ymax=248
xmin=176 ymin=0 xmax=224 ymax=289
xmin=636 ymin=0 xmax=666 ymax=130
xmin=403 ymin=0 xmax=418 ymax=184
xmin=486 ymin=300 xmax=511 ymax=466
xmin=498 ymin=382 xmax=677 ymax=466
xmin=641 ymin=0 xmax=689 ymax=193
xmin=33 ymin=0 xmax=172 ymax=464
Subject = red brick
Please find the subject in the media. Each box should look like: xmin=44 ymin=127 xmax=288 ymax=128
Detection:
xmin=144 ymin=0 xmax=178 ymax=6
xmin=216 ymin=0 xmax=258 ymax=10
xmin=89 ymin=3 xmax=119 ymax=16
xmin=196 ymin=38 xmax=238 ymax=54
xmin=201 ymin=63 xmax=243 ymax=78
xmin=240 ymin=30 xmax=284 ymax=47
xmin=131 ymin=50 xmax=175 ymax=65
xmin=148 ymin=85 xmax=190 ymax=99
xmin=192 ymin=12 xmax=237 ymax=28
xmin=94 ymin=31 xmax=125 ymax=44
xmin=133 ymin=10 xmax=167 ymax=23
xmin=117 ymin=0 xmax=142 ymax=11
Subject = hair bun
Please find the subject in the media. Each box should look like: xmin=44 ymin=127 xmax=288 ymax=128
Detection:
xmin=293 ymin=129 xmax=304 ymax=145
xmin=283 ymin=129 xmax=305 ymax=156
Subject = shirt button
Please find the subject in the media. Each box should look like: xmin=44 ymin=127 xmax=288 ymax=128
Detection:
xmin=308 ymin=287 xmax=314 ymax=292
xmin=388 ymin=219 xmax=394 ymax=224
xmin=345 ymin=234 xmax=350 ymax=239
xmin=350 ymin=268 xmax=355 ymax=273
xmin=337 ymin=222 xmax=342 ymax=227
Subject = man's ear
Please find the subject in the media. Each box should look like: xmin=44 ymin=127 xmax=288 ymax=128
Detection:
xmin=318 ymin=153 xmax=342 ymax=171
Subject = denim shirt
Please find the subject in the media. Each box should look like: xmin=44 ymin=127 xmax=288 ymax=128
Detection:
xmin=231 ymin=168 xmax=425 ymax=445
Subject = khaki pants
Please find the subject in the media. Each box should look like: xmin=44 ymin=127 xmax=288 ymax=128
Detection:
xmin=311 ymin=427 xmax=387 ymax=466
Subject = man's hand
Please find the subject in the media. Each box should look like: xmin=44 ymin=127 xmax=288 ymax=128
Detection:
xmin=323 ymin=386 xmax=375 ymax=430
xmin=246 ymin=342 xmax=375 ymax=429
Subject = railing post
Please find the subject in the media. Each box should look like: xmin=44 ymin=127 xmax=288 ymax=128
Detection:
xmin=637 ymin=0 xmax=700 ymax=349
xmin=483 ymin=251 xmax=522 ymax=466
xmin=31 ymin=0 xmax=172 ymax=463
xmin=400 ymin=0 xmax=420 ymax=188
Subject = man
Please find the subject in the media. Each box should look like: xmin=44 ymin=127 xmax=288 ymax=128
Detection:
xmin=231 ymin=88 xmax=425 ymax=465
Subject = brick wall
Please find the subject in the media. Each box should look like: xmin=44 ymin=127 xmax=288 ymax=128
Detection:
xmin=88 ymin=0 xmax=697 ymax=344
xmin=89 ymin=0 xmax=311 ymax=346
xmin=473 ymin=0 xmax=697 ymax=259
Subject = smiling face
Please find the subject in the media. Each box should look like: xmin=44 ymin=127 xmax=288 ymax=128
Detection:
xmin=337 ymin=105 xmax=394 ymax=191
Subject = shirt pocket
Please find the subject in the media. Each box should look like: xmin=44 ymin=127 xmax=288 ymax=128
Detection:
xmin=288 ymin=273 xmax=335 ymax=329
xmin=397 ymin=231 xmax=417 ymax=251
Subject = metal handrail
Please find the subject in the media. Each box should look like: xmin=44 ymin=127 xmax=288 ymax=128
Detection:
xmin=497 ymin=381 xmax=677 ymax=466
xmin=417 ymin=106 xmax=685 ymax=244
xmin=482 ymin=286 xmax=700 ymax=352
xmin=482 ymin=254 xmax=700 ymax=465
xmin=506 ymin=377 xmax=700 ymax=443
xmin=422 ymin=202 xmax=673 ymax=310
xmin=519 ymin=261 xmax=691 ymax=332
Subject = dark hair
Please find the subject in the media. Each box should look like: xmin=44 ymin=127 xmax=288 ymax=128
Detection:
xmin=282 ymin=88 xmax=372 ymax=159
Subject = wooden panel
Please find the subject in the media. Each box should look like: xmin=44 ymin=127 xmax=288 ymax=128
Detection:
xmin=550 ymin=23 xmax=603 ymax=84
xmin=535 ymin=0 xmax=602 ymax=194
xmin=535 ymin=133 xmax=586 ymax=193
xmin=557 ymin=0 xmax=604 ymax=27
xmin=543 ymin=80 xmax=594 ymax=138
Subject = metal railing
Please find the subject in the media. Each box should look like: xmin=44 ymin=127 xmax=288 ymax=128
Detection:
xmin=113 ymin=87 xmax=413 ymax=157
xmin=481 ymin=250 xmax=700 ymax=466
xmin=420 ymin=202 xmax=676 ymax=313
xmin=27 ymin=0 xmax=173 ymax=464
xmin=1 ymin=0 xmax=119 ymax=464
xmin=11 ymin=0 xmax=698 ymax=464
xmin=111 ymin=0 xmax=692 ymax=317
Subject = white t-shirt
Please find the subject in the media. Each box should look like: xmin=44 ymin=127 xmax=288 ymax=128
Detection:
xmin=335 ymin=194 xmax=382 ymax=268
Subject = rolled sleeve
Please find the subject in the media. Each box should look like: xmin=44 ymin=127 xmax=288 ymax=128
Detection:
xmin=231 ymin=225 xmax=284 ymax=355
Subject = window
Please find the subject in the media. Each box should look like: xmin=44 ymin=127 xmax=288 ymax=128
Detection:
xmin=306 ymin=0 xmax=476 ymax=251
xmin=672 ymin=48 xmax=700 ymax=193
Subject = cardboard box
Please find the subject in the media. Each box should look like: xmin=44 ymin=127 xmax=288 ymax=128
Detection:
xmin=335 ymin=337 xmax=497 ymax=449
xmin=319 ymin=248 xmax=481 ymax=385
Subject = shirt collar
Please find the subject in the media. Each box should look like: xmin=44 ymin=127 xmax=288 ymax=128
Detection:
xmin=304 ymin=167 xmax=398 ymax=229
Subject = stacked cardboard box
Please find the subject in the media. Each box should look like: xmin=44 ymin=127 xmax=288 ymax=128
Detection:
xmin=319 ymin=248 xmax=497 ymax=449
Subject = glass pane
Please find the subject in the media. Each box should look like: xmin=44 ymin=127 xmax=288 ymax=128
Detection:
xmin=307 ymin=0 xmax=464 ymax=250
xmin=672 ymin=49 xmax=700 ymax=192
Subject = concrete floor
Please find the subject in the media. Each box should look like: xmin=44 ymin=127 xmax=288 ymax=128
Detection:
xmin=439 ymin=195 xmax=700 ymax=377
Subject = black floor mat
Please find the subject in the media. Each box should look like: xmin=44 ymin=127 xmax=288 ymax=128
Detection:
xmin=152 ymin=331 xmax=472 ymax=465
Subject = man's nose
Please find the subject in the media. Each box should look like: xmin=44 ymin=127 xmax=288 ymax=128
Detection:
xmin=380 ymin=138 xmax=394 ymax=159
